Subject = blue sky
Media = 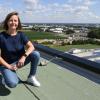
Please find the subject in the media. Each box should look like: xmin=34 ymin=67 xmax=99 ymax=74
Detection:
xmin=0 ymin=0 xmax=100 ymax=23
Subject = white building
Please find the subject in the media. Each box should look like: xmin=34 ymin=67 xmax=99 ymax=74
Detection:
xmin=50 ymin=28 xmax=63 ymax=33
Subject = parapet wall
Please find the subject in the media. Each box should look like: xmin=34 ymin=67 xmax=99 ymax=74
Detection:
xmin=34 ymin=43 xmax=100 ymax=74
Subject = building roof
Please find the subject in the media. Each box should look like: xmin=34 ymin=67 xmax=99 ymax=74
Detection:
xmin=0 ymin=46 xmax=100 ymax=100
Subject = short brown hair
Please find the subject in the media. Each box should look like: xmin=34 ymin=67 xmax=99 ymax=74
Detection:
xmin=3 ymin=11 xmax=22 ymax=30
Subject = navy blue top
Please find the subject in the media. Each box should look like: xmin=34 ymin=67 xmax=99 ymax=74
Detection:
xmin=0 ymin=31 xmax=29 ymax=64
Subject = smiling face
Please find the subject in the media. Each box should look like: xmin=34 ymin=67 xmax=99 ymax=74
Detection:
xmin=7 ymin=15 xmax=19 ymax=31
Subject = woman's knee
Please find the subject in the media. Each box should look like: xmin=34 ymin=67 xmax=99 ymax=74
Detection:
xmin=6 ymin=80 xmax=19 ymax=88
xmin=31 ymin=51 xmax=40 ymax=59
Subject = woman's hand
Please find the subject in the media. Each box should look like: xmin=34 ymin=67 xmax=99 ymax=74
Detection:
xmin=0 ymin=57 xmax=18 ymax=71
xmin=17 ymin=56 xmax=26 ymax=68
xmin=8 ymin=64 xmax=18 ymax=71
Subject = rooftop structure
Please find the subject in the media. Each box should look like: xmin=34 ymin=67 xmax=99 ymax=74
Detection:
xmin=69 ymin=48 xmax=100 ymax=63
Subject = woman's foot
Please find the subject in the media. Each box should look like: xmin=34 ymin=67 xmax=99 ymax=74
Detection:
xmin=27 ymin=76 xmax=40 ymax=87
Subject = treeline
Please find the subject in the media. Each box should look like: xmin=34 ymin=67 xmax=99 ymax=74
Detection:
xmin=72 ymin=39 xmax=100 ymax=45
xmin=88 ymin=28 xmax=100 ymax=39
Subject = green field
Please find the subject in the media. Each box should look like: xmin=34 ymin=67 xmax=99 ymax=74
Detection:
xmin=48 ymin=44 xmax=100 ymax=51
xmin=23 ymin=30 xmax=65 ymax=40
xmin=23 ymin=30 xmax=100 ymax=51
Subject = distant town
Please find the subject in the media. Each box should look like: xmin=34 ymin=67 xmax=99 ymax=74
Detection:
xmin=1 ymin=22 xmax=100 ymax=45
xmin=21 ymin=23 xmax=100 ymax=45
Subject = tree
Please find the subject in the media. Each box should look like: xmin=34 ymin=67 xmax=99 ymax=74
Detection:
xmin=87 ymin=28 xmax=100 ymax=39
xmin=65 ymin=29 xmax=75 ymax=34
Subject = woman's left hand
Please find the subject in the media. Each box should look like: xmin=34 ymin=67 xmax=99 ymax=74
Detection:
xmin=17 ymin=56 xmax=26 ymax=68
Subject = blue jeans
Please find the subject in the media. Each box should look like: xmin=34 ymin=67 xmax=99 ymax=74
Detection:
xmin=0 ymin=51 xmax=40 ymax=88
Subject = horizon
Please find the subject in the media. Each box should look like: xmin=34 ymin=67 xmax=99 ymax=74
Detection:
xmin=22 ymin=22 xmax=100 ymax=24
xmin=21 ymin=22 xmax=100 ymax=25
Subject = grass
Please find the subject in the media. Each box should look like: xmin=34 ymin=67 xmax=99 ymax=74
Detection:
xmin=23 ymin=30 xmax=65 ymax=40
xmin=23 ymin=30 xmax=100 ymax=52
xmin=48 ymin=44 xmax=100 ymax=52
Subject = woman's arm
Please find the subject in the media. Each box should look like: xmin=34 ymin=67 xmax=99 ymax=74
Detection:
xmin=17 ymin=41 xmax=35 ymax=68
xmin=24 ymin=41 xmax=35 ymax=57
xmin=0 ymin=56 xmax=17 ymax=70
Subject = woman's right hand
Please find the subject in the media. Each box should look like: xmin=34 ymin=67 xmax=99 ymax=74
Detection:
xmin=8 ymin=65 xmax=18 ymax=71
xmin=0 ymin=57 xmax=18 ymax=71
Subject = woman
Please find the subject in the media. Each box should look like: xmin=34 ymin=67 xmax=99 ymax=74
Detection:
xmin=0 ymin=12 xmax=40 ymax=88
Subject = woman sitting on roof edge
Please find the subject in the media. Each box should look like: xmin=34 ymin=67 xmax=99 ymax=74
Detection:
xmin=0 ymin=11 xmax=40 ymax=88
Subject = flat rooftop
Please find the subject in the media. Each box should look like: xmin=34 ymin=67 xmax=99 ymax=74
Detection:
xmin=0 ymin=51 xmax=100 ymax=100
xmin=69 ymin=48 xmax=100 ymax=63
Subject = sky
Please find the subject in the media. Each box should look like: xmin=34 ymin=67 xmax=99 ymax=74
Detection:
xmin=0 ymin=0 xmax=100 ymax=23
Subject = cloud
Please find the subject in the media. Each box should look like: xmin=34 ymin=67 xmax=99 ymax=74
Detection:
xmin=88 ymin=12 xmax=100 ymax=19
xmin=0 ymin=0 xmax=100 ymax=23
xmin=23 ymin=0 xmax=39 ymax=5
xmin=0 ymin=6 xmax=14 ymax=22
xmin=23 ymin=0 xmax=39 ymax=12
xmin=84 ymin=0 xmax=95 ymax=6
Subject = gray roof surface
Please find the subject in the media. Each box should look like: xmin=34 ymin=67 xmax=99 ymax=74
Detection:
xmin=0 ymin=52 xmax=100 ymax=100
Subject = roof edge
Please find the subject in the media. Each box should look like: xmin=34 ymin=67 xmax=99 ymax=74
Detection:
xmin=34 ymin=43 xmax=100 ymax=74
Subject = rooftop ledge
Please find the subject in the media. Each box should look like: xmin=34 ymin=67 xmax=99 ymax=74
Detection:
xmin=34 ymin=43 xmax=100 ymax=74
